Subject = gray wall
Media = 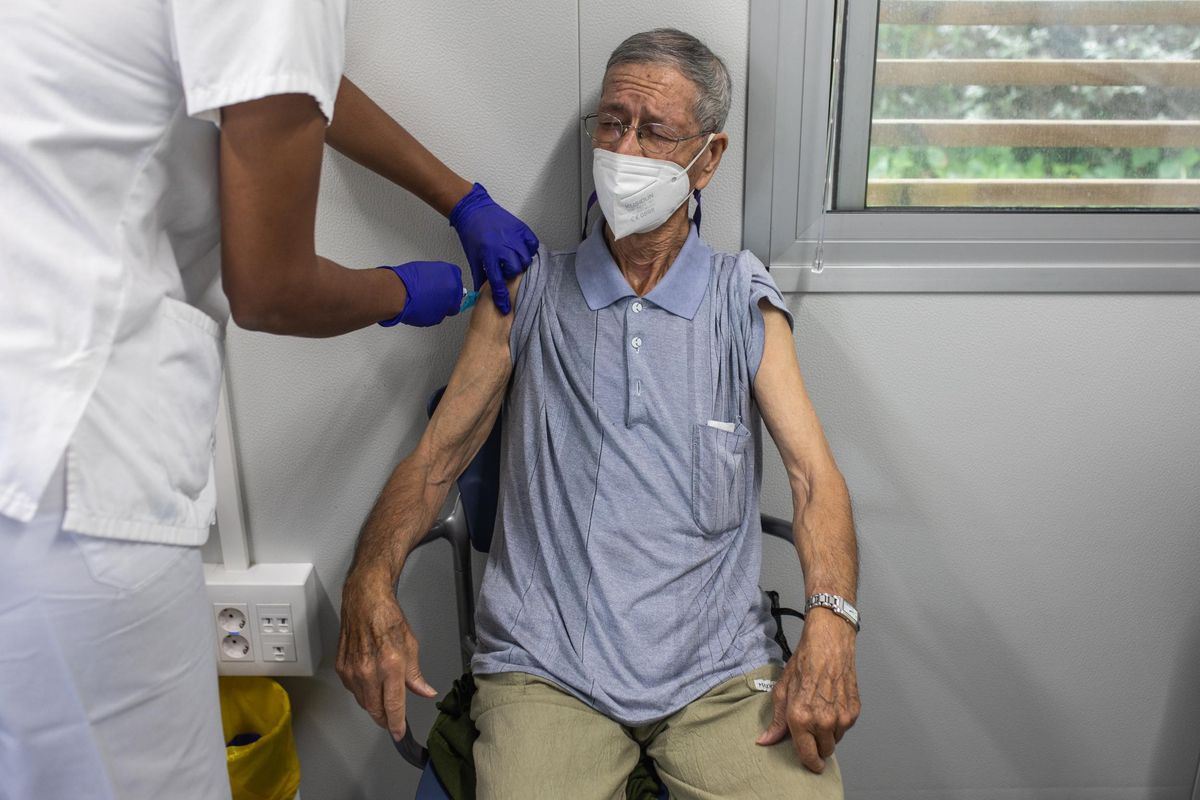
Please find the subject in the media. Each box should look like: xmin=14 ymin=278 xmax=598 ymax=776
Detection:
xmin=213 ymin=1 xmax=1200 ymax=797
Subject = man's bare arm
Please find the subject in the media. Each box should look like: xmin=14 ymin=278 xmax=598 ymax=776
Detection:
xmin=347 ymin=278 xmax=517 ymax=589
xmin=753 ymin=305 xmax=858 ymax=603
xmin=336 ymin=271 xmax=523 ymax=738
xmin=751 ymin=301 xmax=861 ymax=774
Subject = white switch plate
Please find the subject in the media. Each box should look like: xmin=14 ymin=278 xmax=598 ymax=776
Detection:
xmin=204 ymin=563 xmax=321 ymax=676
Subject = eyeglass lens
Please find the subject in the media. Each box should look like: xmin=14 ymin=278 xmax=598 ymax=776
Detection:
xmin=585 ymin=113 xmax=683 ymax=156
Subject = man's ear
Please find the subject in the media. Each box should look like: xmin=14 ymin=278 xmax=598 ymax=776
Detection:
xmin=691 ymin=133 xmax=729 ymax=192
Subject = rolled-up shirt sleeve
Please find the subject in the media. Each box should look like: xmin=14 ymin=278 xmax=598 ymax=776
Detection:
xmin=509 ymin=247 xmax=550 ymax=366
xmin=743 ymin=251 xmax=794 ymax=382
xmin=168 ymin=0 xmax=347 ymax=126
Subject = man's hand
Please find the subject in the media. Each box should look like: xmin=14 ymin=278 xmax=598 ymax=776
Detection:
xmin=757 ymin=611 xmax=860 ymax=773
xmin=336 ymin=573 xmax=437 ymax=740
xmin=449 ymin=183 xmax=539 ymax=315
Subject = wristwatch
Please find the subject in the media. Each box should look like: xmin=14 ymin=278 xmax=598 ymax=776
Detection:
xmin=804 ymin=593 xmax=860 ymax=632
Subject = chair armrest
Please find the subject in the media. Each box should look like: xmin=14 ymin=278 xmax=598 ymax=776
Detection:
xmin=761 ymin=513 xmax=794 ymax=545
xmin=392 ymin=723 xmax=429 ymax=769
xmin=413 ymin=515 xmax=453 ymax=550
xmin=391 ymin=499 xmax=476 ymax=773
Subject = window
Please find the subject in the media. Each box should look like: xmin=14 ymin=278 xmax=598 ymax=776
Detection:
xmin=744 ymin=0 xmax=1200 ymax=291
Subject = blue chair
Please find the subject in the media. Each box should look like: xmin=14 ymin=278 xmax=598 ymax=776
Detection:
xmin=396 ymin=387 xmax=800 ymax=798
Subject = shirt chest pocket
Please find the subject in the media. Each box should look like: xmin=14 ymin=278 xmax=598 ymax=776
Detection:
xmin=691 ymin=421 xmax=751 ymax=536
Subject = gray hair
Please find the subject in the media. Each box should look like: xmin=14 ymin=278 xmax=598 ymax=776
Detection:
xmin=606 ymin=28 xmax=733 ymax=133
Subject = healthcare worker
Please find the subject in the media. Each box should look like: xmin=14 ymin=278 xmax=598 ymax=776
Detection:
xmin=0 ymin=1 xmax=537 ymax=798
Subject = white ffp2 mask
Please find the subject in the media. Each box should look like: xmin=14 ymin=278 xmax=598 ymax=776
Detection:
xmin=591 ymin=135 xmax=713 ymax=240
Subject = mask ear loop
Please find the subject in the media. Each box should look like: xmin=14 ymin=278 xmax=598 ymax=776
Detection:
xmin=684 ymin=134 xmax=713 ymax=234
xmin=582 ymin=190 xmax=598 ymax=240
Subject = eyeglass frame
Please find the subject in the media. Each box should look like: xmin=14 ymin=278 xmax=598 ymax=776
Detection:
xmin=581 ymin=112 xmax=715 ymax=157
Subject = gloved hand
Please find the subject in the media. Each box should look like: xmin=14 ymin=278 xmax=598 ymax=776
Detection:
xmin=377 ymin=261 xmax=463 ymax=328
xmin=448 ymin=183 xmax=539 ymax=315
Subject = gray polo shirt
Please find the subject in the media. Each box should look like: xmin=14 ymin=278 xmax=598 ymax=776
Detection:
xmin=472 ymin=219 xmax=793 ymax=725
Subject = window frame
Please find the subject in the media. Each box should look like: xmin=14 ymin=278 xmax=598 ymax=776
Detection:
xmin=742 ymin=0 xmax=1200 ymax=293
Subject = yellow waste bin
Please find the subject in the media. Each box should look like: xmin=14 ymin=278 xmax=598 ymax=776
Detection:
xmin=219 ymin=677 xmax=302 ymax=800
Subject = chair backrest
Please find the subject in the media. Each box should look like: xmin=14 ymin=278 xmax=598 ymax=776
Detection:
xmin=426 ymin=387 xmax=503 ymax=553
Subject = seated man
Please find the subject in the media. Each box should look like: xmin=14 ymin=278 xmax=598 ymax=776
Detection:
xmin=338 ymin=28 xmax=860 ymax=799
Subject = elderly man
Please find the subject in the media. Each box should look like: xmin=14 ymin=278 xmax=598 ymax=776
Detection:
xmin=339 ymin=29 xmax=859 ymax=798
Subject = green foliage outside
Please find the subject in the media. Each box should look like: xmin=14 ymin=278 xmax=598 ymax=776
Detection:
xmin=869 ymin=18 xmax=1200 ymax=188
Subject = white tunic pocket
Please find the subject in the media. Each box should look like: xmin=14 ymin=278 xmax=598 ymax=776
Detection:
xmin=66 ymin=296 xmax=223 ymax=543
xmin=154 ymin=297 xmax=223 ymax=504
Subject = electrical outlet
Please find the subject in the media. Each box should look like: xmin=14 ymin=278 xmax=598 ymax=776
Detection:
xmin=215 ymin=604 xmax=254 ymax=662
xmin=220 ymin=634 xmax=253 ymax=662
xmin=215 ymin=604 xmax=249 ymax=634
xmin=204 ymin=563 xmax=321 ymax=677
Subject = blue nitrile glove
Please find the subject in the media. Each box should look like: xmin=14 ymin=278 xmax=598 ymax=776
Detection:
xmin=448 ymin=183 xmax=539 ymax=315
xmin=376 ymin=261 xmax=463 ymax=328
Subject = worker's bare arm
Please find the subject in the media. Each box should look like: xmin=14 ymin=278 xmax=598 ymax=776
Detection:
xmin=325 ymin=77 xmax=473 ymax=217
xmin=220 ymin=93 xmax=411 ymax=335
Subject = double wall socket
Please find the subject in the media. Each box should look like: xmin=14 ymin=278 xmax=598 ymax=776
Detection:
xmin=205 ymin=563 xmax=322 ymax=677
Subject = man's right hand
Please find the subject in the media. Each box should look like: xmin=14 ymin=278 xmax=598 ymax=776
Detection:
xmin=336 ymin=573 xmax=437 ymax=740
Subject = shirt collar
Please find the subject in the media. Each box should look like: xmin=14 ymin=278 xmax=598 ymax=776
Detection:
xmin=575 ymin=217 xmax=711 ymax=320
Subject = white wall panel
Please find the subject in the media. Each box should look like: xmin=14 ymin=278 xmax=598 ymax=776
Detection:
xmin=762 ymin=294 xmax=1200 ymax=797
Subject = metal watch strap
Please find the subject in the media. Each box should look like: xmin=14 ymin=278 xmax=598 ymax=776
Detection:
xmin=804 ymin=593 xmax=861 ymax=632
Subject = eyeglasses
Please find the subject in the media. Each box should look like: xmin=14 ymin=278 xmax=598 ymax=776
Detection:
xmin=581 ymin=112 xmax=713 ymax=157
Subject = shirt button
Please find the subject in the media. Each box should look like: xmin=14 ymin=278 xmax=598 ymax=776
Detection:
xmin=631 ymin=336 xmax=643 ymax=350
xmin=632 ymin=301 xmax=643 ymax=313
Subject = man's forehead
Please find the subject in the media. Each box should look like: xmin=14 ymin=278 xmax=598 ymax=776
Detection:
xmin=600 ymin=63 xmax=697 ymax=127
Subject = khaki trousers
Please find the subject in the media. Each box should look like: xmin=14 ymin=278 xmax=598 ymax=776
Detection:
xmin=471 ymin=664 xmax=843 ymax=800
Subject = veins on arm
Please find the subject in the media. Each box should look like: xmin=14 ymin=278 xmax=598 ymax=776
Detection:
xmin=752 ymin=300 xmax=858 ymax=601
xmin=347 ymin=276 xmax=523 ymax=588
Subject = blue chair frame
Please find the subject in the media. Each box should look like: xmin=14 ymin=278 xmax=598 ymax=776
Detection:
xmin=396 ymin=388 xmax=798 ymax=798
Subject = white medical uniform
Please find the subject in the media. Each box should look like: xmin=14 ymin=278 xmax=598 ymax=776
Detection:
xmin=0 ymin=1 xmax=345 ymax=797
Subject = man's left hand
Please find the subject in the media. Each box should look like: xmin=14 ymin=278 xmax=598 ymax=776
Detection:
xmin=757 ymin=609 xmax=860 ymax=773
xmin=449 ymin=183 xmax=539 ymax=316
